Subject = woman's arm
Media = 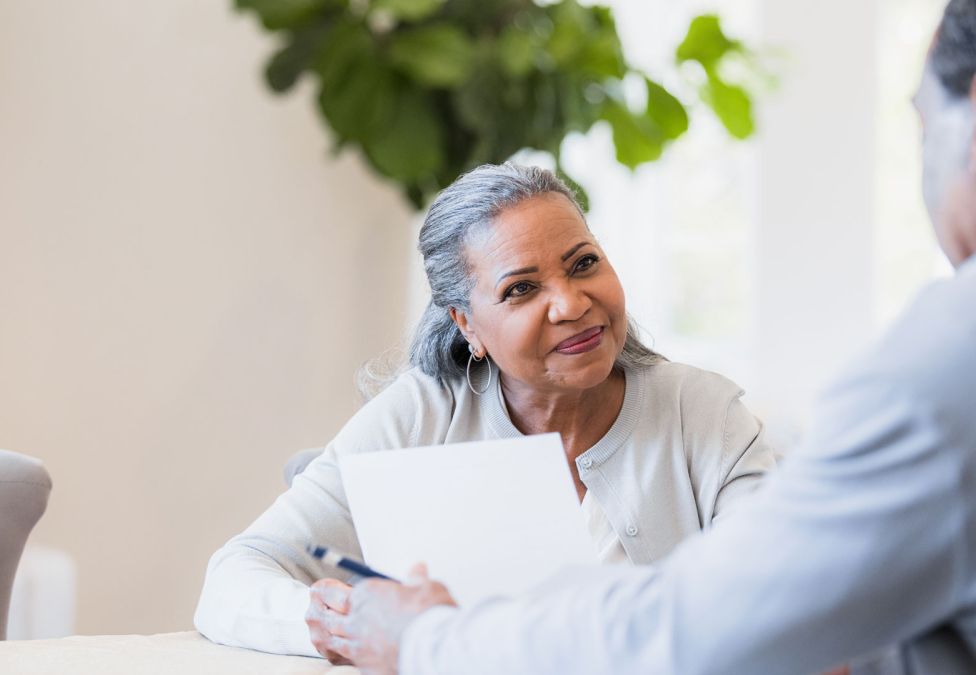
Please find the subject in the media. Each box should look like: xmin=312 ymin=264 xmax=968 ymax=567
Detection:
xmin=193 ymin=441 xmax=362 ymax=656
xmin=194 ymin=370 xmax=453 ymax=656
xmin=712 ymin=395 xmax=778 ymax=523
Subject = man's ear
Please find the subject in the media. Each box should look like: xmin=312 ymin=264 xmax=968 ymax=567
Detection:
xmin=970 ymin=76 xmax=976 ymax=170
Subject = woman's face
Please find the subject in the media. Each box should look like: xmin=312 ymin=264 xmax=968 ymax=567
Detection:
xmin=452 ymin=192 xmax=627 ymax=394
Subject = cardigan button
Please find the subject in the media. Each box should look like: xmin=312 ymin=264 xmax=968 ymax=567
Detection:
xmin=579 ymin=457 xmax=593 ymax=470
xmin=625 ymin=524 xmax=638 ymax=537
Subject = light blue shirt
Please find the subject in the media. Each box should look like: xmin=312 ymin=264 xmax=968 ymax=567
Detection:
xmin=400 ymin=257 xmax=976 ymax=675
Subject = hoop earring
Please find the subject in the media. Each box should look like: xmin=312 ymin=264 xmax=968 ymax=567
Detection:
xmin=466 ymin=345 xmax=492 ymax=395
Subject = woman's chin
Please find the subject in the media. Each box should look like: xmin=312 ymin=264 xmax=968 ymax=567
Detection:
xmin=546 ymin=355 xmax=618 ymax=391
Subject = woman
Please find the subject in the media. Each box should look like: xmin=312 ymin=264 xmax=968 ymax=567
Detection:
xmin=194 ymin=163 xmax=776 ymax=659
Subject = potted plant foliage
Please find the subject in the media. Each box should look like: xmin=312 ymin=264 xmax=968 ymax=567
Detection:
xmin=237 ymin=0 xmax=760 ymax=208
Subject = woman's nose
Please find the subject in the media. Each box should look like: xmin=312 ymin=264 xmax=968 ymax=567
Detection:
xmin=547 ymin=282 xmax=592 ymax=323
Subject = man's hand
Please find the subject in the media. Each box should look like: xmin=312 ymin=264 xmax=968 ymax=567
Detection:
xmin=312 ymin=563 xmax=457 ymax=675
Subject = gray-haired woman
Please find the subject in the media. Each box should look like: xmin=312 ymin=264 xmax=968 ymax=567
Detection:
xmin=194 ymin=163 xmax=776 ymax=661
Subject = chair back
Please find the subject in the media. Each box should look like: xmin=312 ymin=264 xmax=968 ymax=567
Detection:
xmin=0 ymin=450 xmax=51 ymax=640
xmin=282 ymin=447 xmax=325 ymax=488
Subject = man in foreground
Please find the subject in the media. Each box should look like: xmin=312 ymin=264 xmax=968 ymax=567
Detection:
xmin=314 ymin=1 xmax=976 ymax=672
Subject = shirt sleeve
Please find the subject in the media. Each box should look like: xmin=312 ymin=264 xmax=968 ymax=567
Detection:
xmin=399 ymin=376 xmax=969 ymax=675
xmin=194 ymin=371 xmax=450 ymax=657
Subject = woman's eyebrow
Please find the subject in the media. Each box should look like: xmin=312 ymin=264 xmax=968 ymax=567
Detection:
xmin=495 ymin=266 xmax=538 ymax=286
xmin=560 ymin=242 xmax=590 ymax=261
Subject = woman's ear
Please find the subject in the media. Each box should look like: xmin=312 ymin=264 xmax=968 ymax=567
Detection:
xmin=448 ymin=307 xmax=467 ymax=334
xmin=449 ymin=308 xmax=483 ymax=355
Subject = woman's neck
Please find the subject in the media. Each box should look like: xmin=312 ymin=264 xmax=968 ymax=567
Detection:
xmin=500 ymin=369 xmax=626 ymax=461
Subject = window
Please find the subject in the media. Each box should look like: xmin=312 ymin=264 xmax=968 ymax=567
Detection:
xmin=875 ymin=0 xmax=951 ymax=326
xmin=560 ymin=0 xmax=761 ymax=387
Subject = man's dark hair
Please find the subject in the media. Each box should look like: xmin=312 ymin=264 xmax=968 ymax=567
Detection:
xmin=934 ymin=0 xmax=976 ymax=97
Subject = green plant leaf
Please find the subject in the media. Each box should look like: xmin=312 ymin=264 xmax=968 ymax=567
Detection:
xmin=314 ymin=21 xmax=398 ymax=141
xmin=601 ymin=99 xmax=665 ymax=169
xmin=404 ymin=183 xmax=425 ymax=209
xmin=703 ymin=73 xmax=754 ymax=139
xmin=318 ymin=64 xmax=398 ymax=142
xmin=497 ymin=26 xmax=537 ymax=77
xmin=371 ymin=0 xmax=446 ymax=22
xmin=577 ymin=7 xmax=626 ymax=78
xmin=453 ymin=64 xmax=502 ymax=134
xmin=236 ymin=0 xmax=341 ymax=31
xmin=265 ymin=24 xmax=333 ymax=93
xmin=545 ymin=2 xmax=625 ymax=78
xmin=388 ymin=24 xmax=476 ymax=87
xmin=362 ymin=87 xmax=445 ymax=181
xmin=546 ymin=0 xmax=588 ymax=67
xmin=454 ymin=68 xmax=535 ymax=163
xmin=645 ymin=78 xmax=688 ymax=140
xmin=676 ymin=14 xmax=738 ymax=70
xmin=314 ymin=18 xmax=372 ymax=88
xmin=578 ymin=31 xmax=625 ymax=78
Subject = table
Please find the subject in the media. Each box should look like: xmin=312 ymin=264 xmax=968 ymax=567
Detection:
xmin=0 ymin=631 xmax=359 ymax=674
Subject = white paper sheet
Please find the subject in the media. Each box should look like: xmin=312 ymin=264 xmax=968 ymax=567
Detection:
xmin=338 ymin=433 xmax=598 ymax=605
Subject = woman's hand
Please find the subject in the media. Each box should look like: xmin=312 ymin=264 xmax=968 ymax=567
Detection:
xmin=317 ymin=563 xmax=458 ymax=675
xmin=306 ymin=578 xmax=355 ymax=664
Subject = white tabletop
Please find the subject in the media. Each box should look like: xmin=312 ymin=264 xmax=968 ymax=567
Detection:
xmin=0 ymin=631 xmax=359 ymax=674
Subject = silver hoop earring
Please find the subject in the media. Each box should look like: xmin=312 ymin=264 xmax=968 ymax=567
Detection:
xmin=466 ymin=345 xmax=492 ymax=395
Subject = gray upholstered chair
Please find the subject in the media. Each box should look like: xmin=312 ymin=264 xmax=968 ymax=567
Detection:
xmin=283 ymin=447 xmax=324 ymax=488
xmin=0 ymin=449 xmax=51 ymax=640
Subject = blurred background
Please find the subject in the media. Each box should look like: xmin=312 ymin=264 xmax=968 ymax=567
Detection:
xmin=0 ymin=0 xmax=948 ymax=637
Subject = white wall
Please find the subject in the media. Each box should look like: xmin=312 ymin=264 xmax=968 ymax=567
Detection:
xmin=0 ymin=2 xmax=414 ymax=634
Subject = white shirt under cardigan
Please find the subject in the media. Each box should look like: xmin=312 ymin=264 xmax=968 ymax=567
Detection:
xmin=400 ymin=258 xmax=976 ymax=675
xmin=194 ymin=361 xmax=776 ymax=657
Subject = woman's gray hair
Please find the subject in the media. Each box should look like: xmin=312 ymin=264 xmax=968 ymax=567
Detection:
xmin=409 ymin=162 xmax=664 ymax=382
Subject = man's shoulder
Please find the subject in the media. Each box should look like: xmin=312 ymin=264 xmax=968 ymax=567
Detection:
xmin=870 ymin=270 xmax=976 ymax=399
xmin=814 ymin=270 xmax=976 ymax=456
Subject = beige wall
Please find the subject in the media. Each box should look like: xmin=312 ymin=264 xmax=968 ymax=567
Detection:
xmin=0 ymin=2 xmax=414 ymax=633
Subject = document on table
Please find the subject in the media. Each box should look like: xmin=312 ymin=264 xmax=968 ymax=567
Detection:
xmin=338 ymin=433 xmax=598 ymax=605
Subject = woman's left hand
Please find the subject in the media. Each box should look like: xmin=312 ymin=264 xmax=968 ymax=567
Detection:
xmin=307 ymin=578 xmax=357 ymax=664
xmin=325 ymin=563 xmax=458 ymax=675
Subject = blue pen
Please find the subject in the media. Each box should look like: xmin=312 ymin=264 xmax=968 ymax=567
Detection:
xmin=306 ymin=545 xmax=399 ymax=582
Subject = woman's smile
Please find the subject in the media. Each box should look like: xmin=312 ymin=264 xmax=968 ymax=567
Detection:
xmin=553 ymin=326 xmax=605 ymax=355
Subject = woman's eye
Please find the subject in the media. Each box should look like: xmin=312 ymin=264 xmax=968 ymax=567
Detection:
xmin=573 ymin=254 xmax=600 ymax=273
xmin=505 ymin=281 xmax=533 ymax=299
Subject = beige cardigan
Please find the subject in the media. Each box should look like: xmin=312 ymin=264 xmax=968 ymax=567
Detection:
xmin=194 ymin=361 xmax=776 ymax=657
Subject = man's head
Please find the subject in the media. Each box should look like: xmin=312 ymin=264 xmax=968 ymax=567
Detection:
xmin=918 ymin=0 xmax=976 ymax=267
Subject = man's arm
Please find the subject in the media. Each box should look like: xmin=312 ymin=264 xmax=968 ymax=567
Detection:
xmin=400 ymin=378 xmax=969 ymax=675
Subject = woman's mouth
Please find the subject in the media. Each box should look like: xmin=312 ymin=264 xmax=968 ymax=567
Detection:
xmin=554 ymin=326 xmax=604 ymax=354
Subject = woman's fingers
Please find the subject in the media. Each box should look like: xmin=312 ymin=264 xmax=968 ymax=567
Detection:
xmin=323 ymin=650 xmax=353 ymax=666
xmin=306 ymin=584 xmax=356 ymax=663
xmin=308 ymin=605 xmax=352 ymax=634
xmin=310 ymin=578 xmax=352 ymax=613
xmin=321 ymin=608 xmax=350 ymax=637
xmin=320 ymin=634 xmax=353 ymax=658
